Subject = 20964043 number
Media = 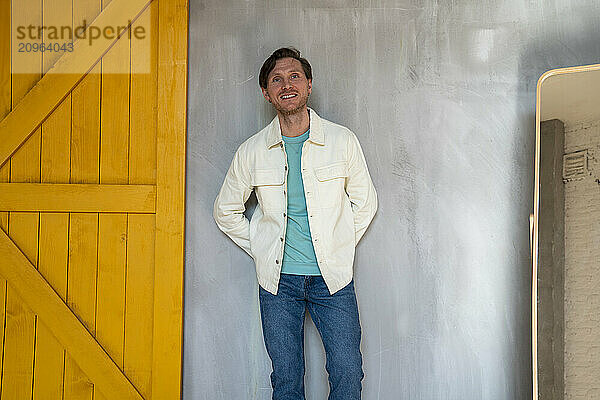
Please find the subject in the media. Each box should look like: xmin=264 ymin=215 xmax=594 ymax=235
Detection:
xmin=18 ymin=42 xmax=74 ymax=53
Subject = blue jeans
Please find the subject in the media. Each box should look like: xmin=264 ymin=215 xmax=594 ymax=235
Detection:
xmin=259 ymin=274 xmax=364 ymax=400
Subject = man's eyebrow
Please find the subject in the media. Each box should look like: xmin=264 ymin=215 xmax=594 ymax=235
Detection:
xmin=271 ymin=69 xmax=303 ymax=76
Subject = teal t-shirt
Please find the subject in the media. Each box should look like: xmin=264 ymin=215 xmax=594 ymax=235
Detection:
xmin=281 ymin=129 xmax=321 ymax=276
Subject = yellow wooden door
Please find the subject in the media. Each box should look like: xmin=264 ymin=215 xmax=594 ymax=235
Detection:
xmin=0 ymin=0 xmax=187 ymax=399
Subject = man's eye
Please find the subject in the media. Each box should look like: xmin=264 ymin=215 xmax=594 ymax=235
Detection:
xmin=273 ymin=77 xmax=280 ymax=82
xmin=291 ymin=74 xmax=299 ymax=78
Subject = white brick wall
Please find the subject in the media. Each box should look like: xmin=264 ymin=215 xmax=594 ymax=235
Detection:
xmin=564 ymin=121 xmax=600 ymax=399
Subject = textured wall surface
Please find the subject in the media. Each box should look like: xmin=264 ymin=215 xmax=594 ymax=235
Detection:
xmin=184 ymin=1 xmax=600 ymax=399
xmin=564 ymin=121 xmax=600 ymax=400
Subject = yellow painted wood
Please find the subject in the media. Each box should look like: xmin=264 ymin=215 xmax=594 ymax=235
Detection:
xmin=32 ymin=323 xmax=65 ymax=399
xmin=11 ymin=0 xmax=42 ymax=103
xmin=152 ymin=0 xmax=188 ymax=397
xmin=125 ymin=214 xmax=155 ymax=399
xmin=124 ymin=3 xmax=158 ymax=398
xmin=1 ymin=283 xmax=36 ymax=400
xmin=67 ymin=213 xmax=98 ymax=335
xmin=0 ymin=1 xmax=188 ymax=399
xmin=0 ymin=1 xmax=10 ymax=394
xmin=71 ymin=65 xmax=100 ymax=185
xmin=2 ymin=1 xmax=42 ymax=398
xmin=39 ymin=99 xmax=71 ymax=296
xmin=0 ymin=0 xmax=153 ymax=170
xmin=96 ymin=214 xmax=127 ymax=366
xmin=42 ymin=0 xmax=72 ymax=75
xmin=65 ymin=213 xmax=97 ymax=400
xmin=3 ymin=152 xmax=40 ymax=395
xmin=33 ymin=89 xmax=71 ymax=399
xmin=68 ymin=44 xmax=100 ymax=337
xmin=100 ymin=39 xmax=129 ymax=185
xmin=0 ymin=0 xmax=9 ymax=124
xmin=64 ymin=356 xmax=93 ymax=400
xmin=0 ymin=229 xmax=143 ymax=400
xmin=0 ymin=279 xmax=5 ymax=396
xmin=0 ymin=0 xmax=9 ymax=225
xmin=0 ymin=183 xmax=156 ymax=213
xmin=66 ymin=1 xmax=101 ymax=394
xmin=95 ymin=26 xmax=130 ymax=400
xmin=96 ymin=10 xmax=130 ymax=400
xmin=73 ymin=0 xmax=101 ymax=34
xmin=38 ymin=212 xmax=69 ymax=296
xmin=129 ymin=1 xmax=157 ymax=186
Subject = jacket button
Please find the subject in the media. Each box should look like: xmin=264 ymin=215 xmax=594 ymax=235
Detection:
xmin=283 ymin=212 xmax=286 ymax=217
xmin=275 ymin=259 xmax=279 ymax=264
xmin=285 ymin=166 xmax=288 ymax=170
xmin=280 ymin=237 xmax=284 ymax=241
xmin=280 ymin=143 xmax=283 ymax=148
xmin=283 ymin=190 xmax=286 ymax=195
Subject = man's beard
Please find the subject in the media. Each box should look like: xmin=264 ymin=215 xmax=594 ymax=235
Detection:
xmin=274 ymin=95 xmax=309 ymax=116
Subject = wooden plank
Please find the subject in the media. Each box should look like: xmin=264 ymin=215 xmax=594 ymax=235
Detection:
xmin=0 ymin=0 xmax=11 ymax=394
xmin=42 ymin=0 xmax=72 ymax=75
xmin=2 ymin=1 xmax=42 ymax=398
xmin=38 ymin=98 xmax=71 ymax=296
xmin=0 ymin=280 xmax=5 ymax=397
xmin=95 ymin=18 xmax=130 ymax=400
xmin=11 ymin=0 xmax=42 ymax=102
xmin=99 ymin=36 xmax=129 ymax=186
xmin=1 ymin=278 xmax=36 ymax=400
xmin=32 ymin=322 xmax=65 ymax=399
xmin=125 ymin=215 xmax=155 ymax=398
xmin=0 ymin=0 xmax=9 ymax=123
xmin=0 ymin=0 xmax=10 ymax=219
xmin=65 ymin=1 xmax=102 ymax=396
xmin=38 ymin=213 xmax=69 ymax=294
xmin=64 ymin=356 xmax=93 ymax=400
xmin=124 ymin=3 xmax=157 ymax=398
xmin=33 ymin=65 xmax=72 ymax=397
xmin=96 ymin=214 xmax=127 ymax=366
xmin=0 ymin=0 xmax=153 ymax=170
xmin=129 ymin=1 xmax=157 ymax=187
xmin=71 ymin=64 xmax=100 ymax=185
xmin=67 ymin=213 xmax=98 ymax=335
xmin=0 ymin=183 xmax=156 ymax=213
xmin=152 ymin=0 xmax=188 ymax=398
xmin=0 ymin=229 xmax=143 ymax=400
xmin=64 ymin=214 xmax=97 ymax=400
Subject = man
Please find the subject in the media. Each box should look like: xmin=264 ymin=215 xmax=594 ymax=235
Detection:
xmin=213 ymin=47 xmax=377 ymax=400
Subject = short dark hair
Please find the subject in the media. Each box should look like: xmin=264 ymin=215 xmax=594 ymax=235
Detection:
xmin=259 ymin=47 xmax=312 ymax=89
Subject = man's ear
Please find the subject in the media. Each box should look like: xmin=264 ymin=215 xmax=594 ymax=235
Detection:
xmin=261 ymin=87 xmax=271 ymax=103
xmin=307 ymin=79 xmax=312 ymax=95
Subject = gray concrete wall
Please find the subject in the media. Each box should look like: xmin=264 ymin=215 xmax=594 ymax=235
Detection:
xmin=184 ymin=1 xmax=600 ymax=398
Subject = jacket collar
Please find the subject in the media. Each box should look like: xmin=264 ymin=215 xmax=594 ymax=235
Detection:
xmin=266 ymin=107 xmax=325 ymax=148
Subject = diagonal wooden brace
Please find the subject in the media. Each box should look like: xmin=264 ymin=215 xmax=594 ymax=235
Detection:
xmin=0 ymin=229 xmax=143 ymax=400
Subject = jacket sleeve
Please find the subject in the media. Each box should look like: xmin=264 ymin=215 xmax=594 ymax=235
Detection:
xmin=345 ymin=130 xmax=378 ymax=246
xmin=213 ymin=146 xmax=254 ymax=257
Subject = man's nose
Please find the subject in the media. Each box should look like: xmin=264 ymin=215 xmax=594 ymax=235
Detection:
xmin=282 ymin=78 xmax=293 ymax=88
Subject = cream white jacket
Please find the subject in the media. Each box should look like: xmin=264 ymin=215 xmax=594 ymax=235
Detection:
xmin=213 ymin=108 xmax=377 ymax=295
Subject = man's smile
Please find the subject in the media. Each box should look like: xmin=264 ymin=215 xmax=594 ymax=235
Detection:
xmin=280 ymin=93 xmax=298 ymax=100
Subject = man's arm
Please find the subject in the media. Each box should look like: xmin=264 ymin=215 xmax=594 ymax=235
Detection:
xmin=345 ymin=130 xmax=378 ymax=246
xmin=213 ymin=146 xmax=254 ymax=257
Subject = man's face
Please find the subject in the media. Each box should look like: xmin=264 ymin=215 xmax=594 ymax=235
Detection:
xmin=262 ymin=57 xmax=312 ymax=116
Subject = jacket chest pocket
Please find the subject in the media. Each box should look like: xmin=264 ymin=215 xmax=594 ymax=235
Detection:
xmin=314 ymin=161 xmax=348 ymax=209
xmin=252 ymin=168 xmax=285 ymax=213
